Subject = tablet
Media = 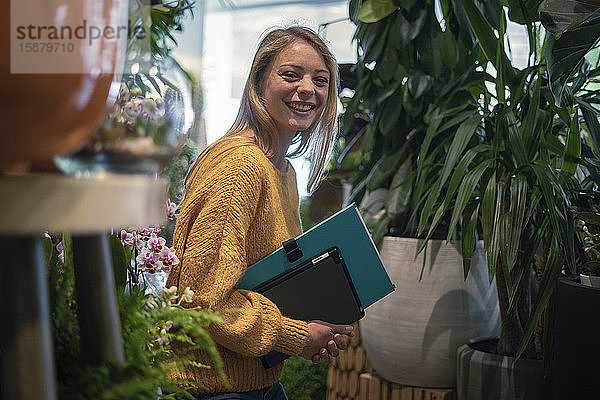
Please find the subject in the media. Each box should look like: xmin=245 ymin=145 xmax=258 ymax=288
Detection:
xmin=254 ymin=247 xmax=364 ymax=368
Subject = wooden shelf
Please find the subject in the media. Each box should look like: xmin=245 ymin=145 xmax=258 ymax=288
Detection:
xmin=0 ymin=172 xmax=169 ymax=400
xmin=0 ymin=173 xmax=168 ymax=234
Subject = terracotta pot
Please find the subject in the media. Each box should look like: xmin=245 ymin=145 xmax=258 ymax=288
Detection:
xmin=1 ymin=0 xmax=127 ymax=172
xmin=359 ymin=237 xmax=500 ymax=387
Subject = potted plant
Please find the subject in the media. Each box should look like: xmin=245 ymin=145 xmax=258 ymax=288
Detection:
xmin=413 ymin=0 xmax=600 ymax=398
xmin=339 ymin=0 xmax=502 ymax=388
xmin=574 ymin=190 xmax=600 ymax=287
xmin=552 ymin=138 xmax=600 ymax=398
xmin=579 ymin=224 xmax=600 ymax=286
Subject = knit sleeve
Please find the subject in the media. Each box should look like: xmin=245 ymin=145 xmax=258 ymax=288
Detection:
xmin=173 ymin=147 xmax=308 ymax=358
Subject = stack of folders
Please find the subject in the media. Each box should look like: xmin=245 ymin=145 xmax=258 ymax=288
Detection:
xmin=235 ymin=203 xmax=395 ymax=368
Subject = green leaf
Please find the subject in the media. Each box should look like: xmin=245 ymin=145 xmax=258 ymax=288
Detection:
xmin=542 ymin=87 xmax=571 ymax=125
xmin=371 ymin=214 xmax=392 ymax=245
xmin=545 ymin=14 xmax=600 ymax=106
xmin=496 ymin=9 xmax=506 ymax=104
xmin=43 ymin=236 xmax=53 ymax=267
xmin=575 ymin=211 xmax=600 ymax=224
xmin=460 ymin=0 xmax=516 ymax=81
xmin=516 ymin=239 xmax=563 ymax=360
xmin=386 ymin=157 xmax=414 ymax=218
xmin=562 ymin=108 xmax=582 ymax=176
xmin=361 ymin=124 xmax=375 ymax=154
xmin=358 ymin=0 xmax=398 ymax=23
xmin=461 ymin=202 xmax=480 ymax=279
xmin=446 ymin=159 xmax=494 ymax=242
xmin=438 ymin=114 xmax=482 ymax=190
xmin=500 ymin=175 xmax=528 ymax=274
xmin=436 ymin=109 xmax=477 ymax=134
xmin=349 ymin=0 xmax=362 ymax=23
xmin=481 ymin=173 xmax=499 ymax=282
xmin=440 ymin=30 xmax=459 ymax=68
xmin=376 ymin=45 xmax=399 ymax=83
xmin=505 ymin=109 xmax=529 ymax=166
xmin=417 ymin=115 xmax=481 ymax=235
xmin=109 ymin=235 xmax=128 ymax=291
xmin=62 ymin=233 xmax=73 ymax=272
xmin=346 ymin=155 xmax=384 ymax=204
xmin=407 ymin=73 xmax=434 ymax=99
xmin=489 ymin=181 xmax=506 ymax=282
xmin=579 ymin=99 xmax=600 ymax=153
xmin=507 ymin=217 xmax=547 ymax=316
xmin=402 ymin=85 xmax=424 ymax=116
xmin=146 ymin=74 xmax=162 ymax=96
xmin=378 ymin=93 xmax=403 ymax=136
xmin=480 ymin=0 xmax=504 ymax=31
xmin=539 ymin=0 xmax=600 ymax=39
xmin=530 ymin=162 xmax=576 ymax=273
xmin=362 ymin=21 xmax=390 ymax=62
xmin=519 ymin=72 xmax=542 ymax=153
xmin=367 ymin=146 xmax=406 ymax=189
xmin=507 ymin=0 xmax=544 ymax=24
xmin=444 ymin=144 xmax=494 ymax=208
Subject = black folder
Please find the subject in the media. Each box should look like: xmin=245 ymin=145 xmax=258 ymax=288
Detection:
xmin=254 ymin=247 xmax=364 ymax=368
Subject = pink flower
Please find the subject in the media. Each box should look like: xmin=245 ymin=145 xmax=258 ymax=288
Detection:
xmin=120 ymin=230 xmax=134 ymax=247
xmin=136 ymin=248 xmax=162 ymax=274
xmin=159 ymin=247 xmax=179 ymax=271
xmin=166 ymin=199 xmax=179 ymax=220
xmin=137 ymin=227 xmax=153 ymax=242
xmin=148 ymin=233 xmax=166 ymax=254
xmin=134 ymin=233 xmax=145 ymax=251
xmin=56 ymin=241 xmax=64 ymax=265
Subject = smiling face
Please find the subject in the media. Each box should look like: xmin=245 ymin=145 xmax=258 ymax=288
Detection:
xmin=260 ymin=39 xmax=330 ymax=141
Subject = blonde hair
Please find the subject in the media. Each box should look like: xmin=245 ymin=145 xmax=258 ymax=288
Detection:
xmin=221 ymin=26 xmax=339 ymax=194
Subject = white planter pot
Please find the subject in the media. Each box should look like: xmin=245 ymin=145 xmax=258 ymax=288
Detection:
xmin=360 ymin=237 xmax=500 ymax=388
xmin=579 ymin=274 xmax=600 ymax=288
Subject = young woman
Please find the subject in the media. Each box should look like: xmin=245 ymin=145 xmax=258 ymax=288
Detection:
xmin=166 ymin=26 xmax=353 ymax=399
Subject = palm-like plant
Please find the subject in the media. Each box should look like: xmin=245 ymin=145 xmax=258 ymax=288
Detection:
xmin=341 ymin=0 xmax=485 ymax=243
xmin=415 ymin=0 xmax=600 ymax=360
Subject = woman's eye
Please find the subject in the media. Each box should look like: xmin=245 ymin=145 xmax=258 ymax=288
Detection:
xmin=282 ymin=72 xmax=297 ymax=79
xmin=314 ymin=77 xmax=329 ymax=86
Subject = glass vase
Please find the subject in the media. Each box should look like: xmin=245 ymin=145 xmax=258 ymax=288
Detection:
xmin=55 ymin=53 xmax=194 ymax=176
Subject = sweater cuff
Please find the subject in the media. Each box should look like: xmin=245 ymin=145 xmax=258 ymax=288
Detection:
xmin=273 ymin=317 xmax=309 ymax=356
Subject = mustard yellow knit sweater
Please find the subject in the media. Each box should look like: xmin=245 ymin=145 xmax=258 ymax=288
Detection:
xmin=166 ymin=137 xmax=308 ymax=393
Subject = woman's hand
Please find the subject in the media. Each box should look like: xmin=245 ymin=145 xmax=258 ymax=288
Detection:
xmin=300 ymin=320 xmax=354 ymax=364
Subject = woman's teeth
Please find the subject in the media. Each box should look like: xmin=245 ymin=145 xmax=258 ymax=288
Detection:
xmin=287 ymin=103 xmax=313 ymax=112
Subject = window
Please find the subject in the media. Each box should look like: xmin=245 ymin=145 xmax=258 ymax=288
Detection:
xmin=174 ymin=0 xmax=356 ymax=196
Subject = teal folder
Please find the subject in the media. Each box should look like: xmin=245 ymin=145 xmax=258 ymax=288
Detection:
xmin=235 ymin=203 xmax=395 ymax=309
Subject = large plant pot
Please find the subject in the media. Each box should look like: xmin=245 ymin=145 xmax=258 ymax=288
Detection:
xmin=457 ymin=338 xmax=544 ymax=400
xmin=579 ymin=273 xmax=600 ymax=288
xmin=360 ymin=237 xmax=500 ymax=387
xmin=1 ymin=0 xmax=127 ymax=172
xmin=552 ymin=277 xmax=600 ymax=399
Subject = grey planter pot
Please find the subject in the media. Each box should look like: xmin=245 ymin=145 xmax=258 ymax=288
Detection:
xmin=360 ymin=237 xmax=500 ymax=388
xmin=551 ymin=277 xmax=600 ymax=399
xmin=457 ymin=338 xmax=544 ymax=400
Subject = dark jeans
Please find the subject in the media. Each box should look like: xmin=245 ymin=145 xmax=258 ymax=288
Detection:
xmin=192 ymin=381 xmax=288 ymax=400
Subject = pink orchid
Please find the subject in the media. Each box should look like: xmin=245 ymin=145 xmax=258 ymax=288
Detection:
xmin=120 ymin=230 xmax=134 ymax=247
xmin=159 ymin=247 xmax=180 ymax=271
xmin=148 ymin=233 xmax=166 ymax=253
xmin=166 ymin=199 xmax=179 ymax=220
xmin=56 ymin=241 xmax=64 ymax=265
xmin=136 ymin=248 xmax=162 ymax=274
